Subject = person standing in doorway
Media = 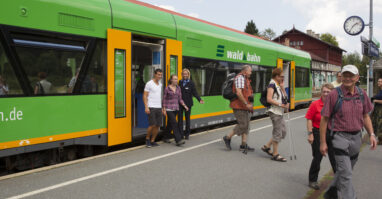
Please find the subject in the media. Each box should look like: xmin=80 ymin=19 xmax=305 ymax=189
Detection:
xmin=162 ymin=74 xmax=189 ymax=146
xmin=261 ymin=68 xmax=289 ymax=162
xmin=178 ymin=68 xmax=204 ymax=140
xmin=305 ymin=83 xmax=336 ymax=190
xmin=143 ymin=69 xmax=163 ymax=148
xmin=331 ymin=71 xmax=342 ymax=88
xmin=222 ymin=65 xmax=254 ymax=152
xmin=320 ymin=65 xmax=377 ymax=199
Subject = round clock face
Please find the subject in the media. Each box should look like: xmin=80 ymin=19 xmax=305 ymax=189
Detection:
xmin=344 ymin=16 xmax=365 ymax=36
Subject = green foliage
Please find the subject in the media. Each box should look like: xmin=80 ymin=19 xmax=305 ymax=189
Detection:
xmin=244 ymin=20 xmax=259 ymax=36
xmin=342 ymin=52 xmax=369 ymax=84
xmin=320 ymin=33 xmax=339 ymax=47
xmin=260 ymin=28 xmax=276 ymax=40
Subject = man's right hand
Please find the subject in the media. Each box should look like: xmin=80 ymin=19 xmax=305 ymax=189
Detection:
xmin=320 ymin=142 xmax=328 ymax=156
xmin=145 ymin=107 xmax=150 ymax=114
xmin=246 ymin=103 xmax=253 ymax=111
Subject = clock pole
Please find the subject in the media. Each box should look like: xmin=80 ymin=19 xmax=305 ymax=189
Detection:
xmin=368 ymin=0 xmax=374 ymax=97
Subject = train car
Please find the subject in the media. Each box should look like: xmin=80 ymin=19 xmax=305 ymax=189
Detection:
xmin=0 ymin=0 xmax=311 ymax=170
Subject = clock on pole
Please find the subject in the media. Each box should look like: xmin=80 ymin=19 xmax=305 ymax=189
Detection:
xmin=344 ymin=16 xmax=365 ymax=36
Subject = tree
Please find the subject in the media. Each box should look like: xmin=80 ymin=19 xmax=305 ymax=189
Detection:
xmin=260 ymin=28 xmax=276 ymax=40
xmin=244 ymin=20 xmax=259 ymax=36
xmin=320 ymin=33 xmax=339 ymax=47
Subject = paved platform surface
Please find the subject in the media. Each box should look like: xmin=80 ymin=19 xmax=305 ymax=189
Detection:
xmin=0 ymin=109 xmax=379 ymax=199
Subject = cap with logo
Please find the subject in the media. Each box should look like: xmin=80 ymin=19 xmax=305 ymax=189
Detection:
xmin=341 ymin=65 xmax=359 ymax=75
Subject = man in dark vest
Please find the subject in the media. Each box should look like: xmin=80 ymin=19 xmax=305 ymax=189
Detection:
xmin=178 ymin=68 xmax=204 ymax=140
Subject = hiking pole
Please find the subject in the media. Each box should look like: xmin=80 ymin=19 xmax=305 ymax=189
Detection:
xmin=287 ymin=111 xmax=294 ymax=160
xmin=287 ymin=112 xmax=297 ymax=160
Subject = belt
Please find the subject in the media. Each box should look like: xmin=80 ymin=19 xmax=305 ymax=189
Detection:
xmin=332 ymin=131 xmax=360 ymax=135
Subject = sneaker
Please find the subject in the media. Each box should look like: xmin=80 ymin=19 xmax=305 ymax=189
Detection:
xmin=308 ymin=181 xmax=320 ymax=190
xmin=239 ymin=144 xmax=255 ymax=152
xmin=223 ymin=136 xmax=231 ymax=150
xmin=151 ymin=142 xmax=159 ymax=147
xmin=145 ymin=139 xmax=152 ymax=148
xmin=176 ymin=139 xmax=185 ymax=146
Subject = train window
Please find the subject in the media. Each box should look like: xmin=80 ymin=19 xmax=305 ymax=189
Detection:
xmin=82 ymin=40 xmax=107 ymax=93
xmin=184 ymin=57 xmax=229 ymax=96
xmin=251 ymin=66 xmax=273 ymax=93
xmin=0 ymin=42 xmax=23 ymax=96
xmin=296 ymin=67 xmax=310 ymax=87
xmin=13 ymin=36 xmax=86 ymax=95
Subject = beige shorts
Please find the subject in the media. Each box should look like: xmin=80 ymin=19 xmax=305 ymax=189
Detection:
xmin=269 ymin=112 xmax=286 ymax=142
xmin=233 ymin=109 xmax=250 ymax=135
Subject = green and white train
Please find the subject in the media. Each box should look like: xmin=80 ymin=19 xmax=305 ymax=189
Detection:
xmin=0 ymin=0 xmax=311 ymax=170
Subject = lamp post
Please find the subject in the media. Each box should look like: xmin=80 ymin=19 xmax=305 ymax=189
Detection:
xmin=368 ymin=0 xmax=374 ymax=97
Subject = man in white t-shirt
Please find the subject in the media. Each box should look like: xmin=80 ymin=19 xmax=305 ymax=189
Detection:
xmin=331 ymin=71 xmax=342 ymax=87
xmin=143 ymin=69 xmax=163 ymax=148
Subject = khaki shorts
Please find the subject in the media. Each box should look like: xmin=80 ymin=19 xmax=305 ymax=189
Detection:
xmin=269 ymin=112 xmax=286 ymax=142
xmin=233 ymin=109 xmax=250 ymax=135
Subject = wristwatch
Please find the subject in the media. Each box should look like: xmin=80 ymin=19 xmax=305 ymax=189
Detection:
xmin=307 ymin=131 xmax=313 ymax=135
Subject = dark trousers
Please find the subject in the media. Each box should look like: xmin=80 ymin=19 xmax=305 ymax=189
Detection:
xmin=163 ymin=111 xmax=182 ymax=142
xmin=178 ymin=106 xmax=191 ymax=138
xmin=309 ymin=128 xmax=337 ymax=182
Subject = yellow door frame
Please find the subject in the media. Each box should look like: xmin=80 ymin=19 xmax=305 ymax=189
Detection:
xmin=290 ymin=61 xmax=296 ymax=109
xmin=166 ymin=39 xmax=182 ymax=84
xmin=107 ymin=29 xmax=132 ymax=146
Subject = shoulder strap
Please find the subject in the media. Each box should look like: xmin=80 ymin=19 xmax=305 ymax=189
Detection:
xmin=356 ymin=86 xmax=365 ymax=104
xmin=331 ymin=87 xmax=343 ymax=118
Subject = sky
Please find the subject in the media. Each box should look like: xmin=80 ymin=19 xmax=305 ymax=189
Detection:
xmin=138 ymin=0 xmax=382 ymax=55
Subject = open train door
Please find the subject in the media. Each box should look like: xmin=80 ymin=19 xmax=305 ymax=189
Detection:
xmin=166 ymin=39 xmax=182 ymax=82
xmin=290 ymin=61 xmax=296 ymax=109
xmin=107 ymin=29 xmax=132 ymax=146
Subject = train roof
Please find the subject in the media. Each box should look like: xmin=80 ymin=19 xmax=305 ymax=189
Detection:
xmin=0 ymin=0 xmax=311 ymax=66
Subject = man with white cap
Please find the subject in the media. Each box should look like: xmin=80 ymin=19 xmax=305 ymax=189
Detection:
xmin=320 ymin=65 xmax=377 ymax=199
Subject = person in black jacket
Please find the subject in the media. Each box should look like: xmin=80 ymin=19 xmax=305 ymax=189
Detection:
xmin=178 ymin=69 xmax=204 ymax=139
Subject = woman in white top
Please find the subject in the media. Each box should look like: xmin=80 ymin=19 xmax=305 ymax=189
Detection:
xmin=261 ymin=68 xmax=289 ymax=162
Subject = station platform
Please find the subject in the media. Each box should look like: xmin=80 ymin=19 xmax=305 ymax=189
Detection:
xmin=0 ymin=109 xmax=380 ymax=199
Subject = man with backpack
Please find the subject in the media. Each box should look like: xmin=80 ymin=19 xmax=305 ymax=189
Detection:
xmin=223 ymin=65 xmax=254 ymax=153
xmin=320 ymin=65 xmax=377 ymax=199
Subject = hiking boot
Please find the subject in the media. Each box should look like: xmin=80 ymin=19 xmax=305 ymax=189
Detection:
xmin=223 ymin=136 xmax=231 ymax=150
xmin=323 ymin=186 xmax=338 ymax=199
xmin=239 ymin=144 xmax=255 ymax=152
xmin=146 ymin=139 xmax=152 ymax=148
xmin=308 ymin=181 xmax=320 ymax=190
xmin=151 ymin=142 xmax=159 ymax=147
xmin=176 ymin=139 xmax=185 ymax=146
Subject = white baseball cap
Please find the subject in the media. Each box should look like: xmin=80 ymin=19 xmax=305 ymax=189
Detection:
xmin=341 ymin=65 xmax=359 ymax=75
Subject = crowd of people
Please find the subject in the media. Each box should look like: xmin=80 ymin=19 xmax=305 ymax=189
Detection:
xmin=142 ymin=64 xmax=380 ymax=199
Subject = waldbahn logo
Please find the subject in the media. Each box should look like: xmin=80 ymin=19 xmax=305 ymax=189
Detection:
xmin=216 ymin=45 xmax=261 ymax=63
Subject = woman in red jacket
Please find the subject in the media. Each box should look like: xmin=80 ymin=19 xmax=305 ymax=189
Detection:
xmin=305 ymin=83 xmax=335 ymax=190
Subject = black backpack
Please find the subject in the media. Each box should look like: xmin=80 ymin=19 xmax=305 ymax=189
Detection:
xmin=260 ymin=83 xmax=279 ymax=107
xmin=222 ymin=73 xmax=237 ymax=101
